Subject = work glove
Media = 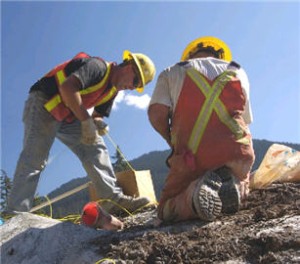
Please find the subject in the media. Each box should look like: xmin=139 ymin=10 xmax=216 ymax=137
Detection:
xmin=81 ymin=117 xmax=98 ymax=145
xmin=94 ymin=118 xmax=109 ymax=136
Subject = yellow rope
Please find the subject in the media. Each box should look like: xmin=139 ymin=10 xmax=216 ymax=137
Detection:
xmin=16 ymin=131 xmax=153 ymax=225
xmin=96 ymin=198 xmax=133 ymax=216
xmin=58 ymin=198 xmax=155 ymax=224
xmin=105 ymin=132 xmax=134 ymax=171
xmin=106 ymin=133 xmax=158 ymax=205
xmin=44 ymin=195 xmax=53 ymax=218
xmin=31 ymin=197 xmax=153 ymax=224
xmin=132 ymin=201 xmax=157 ymax=214
xmin=28 ymin=189 xmax=153 ymax=225
xmin=59 ymin=214 xmax=82 ymax=224
xmin=95 ymin=258 xmax=116 ymax=264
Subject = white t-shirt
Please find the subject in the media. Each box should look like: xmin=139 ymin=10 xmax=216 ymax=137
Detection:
xmin=150 ymin=58 xmax=253 ymax=124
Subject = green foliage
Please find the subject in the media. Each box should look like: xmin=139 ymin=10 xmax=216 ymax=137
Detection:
xmin=0 ymin=170 xmax=12 ymax=212
xmin=111 ymin=145 xmax=132 ymax=173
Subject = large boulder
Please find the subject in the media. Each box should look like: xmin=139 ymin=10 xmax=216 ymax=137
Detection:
xmin=0 ymin=213 xmax=108 ymax=264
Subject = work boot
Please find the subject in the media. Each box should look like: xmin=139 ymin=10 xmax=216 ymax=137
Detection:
xmin=192 ymin=171 xmax=222 ymax=221
xmin=102 ymin=194 xmax=151 ymax=215
xmin=216 ymin=166 xmax=241 ymax=214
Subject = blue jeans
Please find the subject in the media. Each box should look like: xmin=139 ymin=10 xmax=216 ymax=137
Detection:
xmin=7 ymin=91 xmax=122 ymax=212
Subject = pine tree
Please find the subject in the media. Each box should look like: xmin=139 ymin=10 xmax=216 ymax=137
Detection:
xmin=111 ymin=146 xmax=131 ymax=172
xmin=0 ymin=169 xmax=12 ymax=211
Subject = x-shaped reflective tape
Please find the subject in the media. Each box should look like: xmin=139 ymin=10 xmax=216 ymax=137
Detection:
xmin=186 ymin=68 xmax=245 ymax=154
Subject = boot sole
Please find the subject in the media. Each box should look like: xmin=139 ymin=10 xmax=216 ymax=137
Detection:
xmin=219 ymin=180 xmax=240 ymax=214
xmin=215 ymin=167 xmax=241 ymax=214
xmin=193 ymin=172 xmax=222 ymax=221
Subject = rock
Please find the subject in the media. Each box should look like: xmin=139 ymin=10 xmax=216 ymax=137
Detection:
xmin=0 ymin=213 xmax=109 ymax=264
xmin=1 ymin=183 xmax=299 ymax=263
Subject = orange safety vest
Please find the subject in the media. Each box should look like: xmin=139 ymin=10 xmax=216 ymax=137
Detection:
xmin=171 ymin=68 xmax=253 ymax=173
xmin=43 ymin=52 xmax=117 ymax=122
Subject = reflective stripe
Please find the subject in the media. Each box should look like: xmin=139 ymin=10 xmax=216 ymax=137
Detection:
xmin=44 ymin=63 xmax=112 ymax=113
xmin=187 ymin=68 xmax=246 ymax=154
xmin=56 ymin=70 xmax=67 ymax=85
xmin=44 ymin=94 xmax=62 ymax=112
xmin=95 ymin=86 xmax=117 ymax=106
xmin=80 ymin=63 xmax=111 ymax=95
xmin=44 ymin=70 xmax=68 ymax=112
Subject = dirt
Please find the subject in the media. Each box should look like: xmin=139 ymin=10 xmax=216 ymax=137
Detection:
xmin=88 ymin=183 xmax=300 ymax=264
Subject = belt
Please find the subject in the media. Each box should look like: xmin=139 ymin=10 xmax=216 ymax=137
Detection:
xmin=29 ymin=90 xmax=51 ymax=100
xmin=29 ymin=80 xmax=53 ymax=99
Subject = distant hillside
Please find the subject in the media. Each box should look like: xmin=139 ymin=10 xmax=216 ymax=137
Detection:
xmin=44 ymin=139 xmax=299 ymax=218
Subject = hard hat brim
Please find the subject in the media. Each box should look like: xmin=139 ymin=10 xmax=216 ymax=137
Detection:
xmin=123 ymin=50 xmax=145 ymax=93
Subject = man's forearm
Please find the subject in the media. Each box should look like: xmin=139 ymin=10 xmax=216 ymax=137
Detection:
xmin=59 ymin=75 xmax=90 ymax=121
xmin=148 ymin=104 xmax=172 ymax=146
xmin=156 ymin=125 xmax=171 ymax=146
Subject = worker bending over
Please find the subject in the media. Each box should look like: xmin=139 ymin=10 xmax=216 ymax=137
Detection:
xmin=7 ymin=50 xmax=156 ymax=219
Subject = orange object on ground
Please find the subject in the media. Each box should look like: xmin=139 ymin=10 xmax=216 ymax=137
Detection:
xmin=82 ymin=202 xmax=100 ymax=227
xmin=81 ymin=202 xmax=123 ymax=230
xmin=250 ymin=144 xmax=300 ymax=189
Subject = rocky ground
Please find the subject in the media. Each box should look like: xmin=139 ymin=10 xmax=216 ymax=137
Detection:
xmin=1 ymin=183 xmax=299 ymax=264
xmin=89 ymin=183 xmax=300 ymax=264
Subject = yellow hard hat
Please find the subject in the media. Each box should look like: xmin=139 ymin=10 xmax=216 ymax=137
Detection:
xmin=181 ymin=36 xmax=232 ymax=62
xmin=123 ymin=50 xmax=156 ymax=92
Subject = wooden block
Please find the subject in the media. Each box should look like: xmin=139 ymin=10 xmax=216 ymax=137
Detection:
xmin=116 ymin=170 xmax=157 ymax=203
xmin=88 ymin=170 xmax=157 ymax=204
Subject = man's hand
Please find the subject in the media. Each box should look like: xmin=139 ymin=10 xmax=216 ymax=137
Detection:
xmin=59 ymin=75 xmax=90 ymax=121
xmin=94 ymin=118 xmax=109 ymax=136
xmin=81 ymin=117 xmax=98 ymax=145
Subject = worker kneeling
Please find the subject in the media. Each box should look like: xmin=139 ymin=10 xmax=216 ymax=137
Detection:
xmin=148 ymin=36 xmax=255 ymax=223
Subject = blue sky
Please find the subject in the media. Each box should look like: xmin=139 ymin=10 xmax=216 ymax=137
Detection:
xmin=1 ymin=1 xmax=299 ymax=195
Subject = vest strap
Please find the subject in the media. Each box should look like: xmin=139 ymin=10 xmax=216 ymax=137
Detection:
xmin=44 ymin=62 xmax=114 ymax=118
xmin=186 ymin=68 xmax=249 ymax=154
